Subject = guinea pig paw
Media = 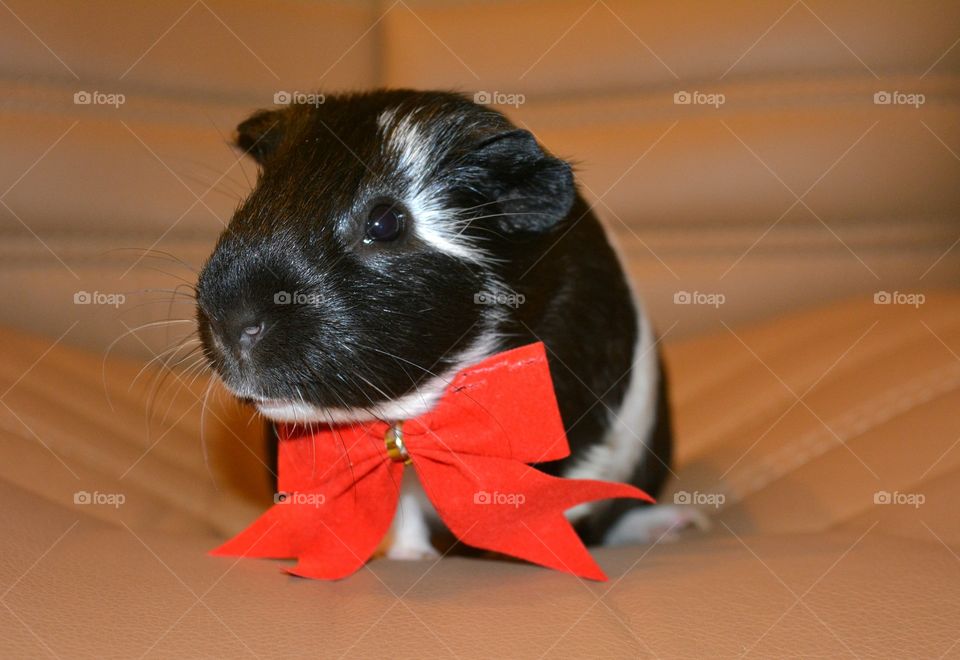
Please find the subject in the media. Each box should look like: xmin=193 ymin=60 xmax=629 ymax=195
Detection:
xmin=603 ymin=504 xmax=712 ymax=546
xmin=386 ymin=543 xmax=440 ymax=561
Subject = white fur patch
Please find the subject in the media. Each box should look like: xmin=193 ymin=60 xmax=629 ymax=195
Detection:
xmin=377 ymin=108 xmax=492 ymax=267
xmin=603 ymin=504 xmax=710 ymax=545
xmin=377 ymin=108 xmax=430 ymax=192
xmin=386 ymin=470 xmax=439 ymax=559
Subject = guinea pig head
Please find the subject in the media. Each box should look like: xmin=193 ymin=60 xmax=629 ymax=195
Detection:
xmin=195 ymin=90 xmax=575 ymax=423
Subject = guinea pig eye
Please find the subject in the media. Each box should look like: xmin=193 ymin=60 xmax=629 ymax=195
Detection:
xmin=364 ymin=203 xmax=404 ymax=243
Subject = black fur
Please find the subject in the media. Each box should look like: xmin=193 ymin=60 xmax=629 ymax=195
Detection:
xmin=574 ymin=358 xmax=674 ymax=545
xmin=197 ymin=89 xmax=672 ymax=543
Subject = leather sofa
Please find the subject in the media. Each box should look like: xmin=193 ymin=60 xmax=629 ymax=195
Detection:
xmin=1 ymin=0 xmax=958 ymax=656
xmin=1 ymin=0 xmax=958 ymax=353
xmin=2 ymin=294 xmax=959 ymax=656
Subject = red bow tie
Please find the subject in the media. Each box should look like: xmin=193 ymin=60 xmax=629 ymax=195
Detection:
xmin=211 ymin=342 xmax=653 ymax=580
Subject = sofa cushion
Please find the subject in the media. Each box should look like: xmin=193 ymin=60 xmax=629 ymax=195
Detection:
xmin=2 ymin=294 xmax=959 ymax=656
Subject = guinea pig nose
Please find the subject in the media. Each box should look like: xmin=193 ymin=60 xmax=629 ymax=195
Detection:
xmin=238 ymin=321 xmax=265 ymax=349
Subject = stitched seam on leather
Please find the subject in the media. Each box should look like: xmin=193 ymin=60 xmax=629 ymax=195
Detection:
xmin=721 ymin=363 xmax=960 ymax=506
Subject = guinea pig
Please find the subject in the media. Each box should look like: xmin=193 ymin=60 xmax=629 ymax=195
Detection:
xmin=196 ymin=89 xmax=698 ymax=559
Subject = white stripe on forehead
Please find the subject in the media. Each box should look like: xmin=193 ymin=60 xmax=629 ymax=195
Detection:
xmin=377 ymin=107 xmax=492 ymax=267
xmin=377 ymin=108 xmax=432 ymax=192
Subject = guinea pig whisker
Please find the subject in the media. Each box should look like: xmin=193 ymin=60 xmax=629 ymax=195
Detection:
xmin=454 ymin=199 xmax=504 ymax=213
xmin=118 ymin=299 xmax=196 ymax=315
xmin=109 ymin=329 xmax=196 ymax=419
xmin=177 ymin=363 xmax=209 ymax=405
xmin=346 ymin=340 xmax=430 ymax=404
xmin=157 ymin=348 xmax=206 ymax=423
xmin=450 ymin=212 xmax=544 ymax=239
xmin=366 ymin=344 xmax=509 ymax=438
xmin=367 ymin=346 xmax=445 ymax=382
xmin=462 ymin=210 xmax=544 ymax=221
xmin=350 ymin=345 xmax=436 ymax=419
xmin=165 ymin=283 xmax=199 ymax=345
xmin=110 ymin=289 xmax=197 ymax=322
xmin=104 ymin=319 xmax=197 ymax=380
xmin=173 ymin=170 xmax=248 ymax=205
xmin=133 ymin=265 xmax=199 ymax=291
xmin=163 ymin=147 xmax=252 ymax=200
xmin=121 ymin=318 xmax=197 ymax=335
xmin=446 ymin=196 xmax=539 ymax=222
xmin=146 ymin=332 xmax=202 ymax=399
xmin=148 ymin=342 xmax=203 ymax=426
xmin=138 ymin=334 xmax=196 ymax=377
xmin=117 ymin=286 xmax=197 ymax=300
xmin=297 ymin=387 xmax=319 ymax=482
xmin=350 ymin=371 xmax=402 ymax=418
xmin=129 ymin=336 xmax=200 ymax=391
xmin=379 ymin=349 xmax=422 ymax=403
xmin=102 ymin=248 xmax=199 ymax=275
xmin=183 ymin=353 xmax=212 ymax=387
xmin=307 ymin=385 xmax=360 ymax=497
xmin=205 ymin=115 xmax=255 ymax=193
xmin=199 ymin=377 xmax=216 ymax=484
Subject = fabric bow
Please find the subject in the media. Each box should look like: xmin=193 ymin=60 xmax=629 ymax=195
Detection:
xmin=211 ymin=342 xmax=653 ymax=580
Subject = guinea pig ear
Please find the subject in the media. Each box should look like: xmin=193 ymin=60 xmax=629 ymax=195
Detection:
xmin=468 ymin=129 xmax=575 ymax=233
xmin=235 ymin=109 xmax=285 ymax=165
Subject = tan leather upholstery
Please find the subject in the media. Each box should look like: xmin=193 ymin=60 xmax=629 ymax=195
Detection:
xmin=3 ymin=295 xmax=959 ymax=657
xmin=2 ymin=0 xmax=958 ymax=655
xmin=1 ymin=0 xmax=958 ymax=355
